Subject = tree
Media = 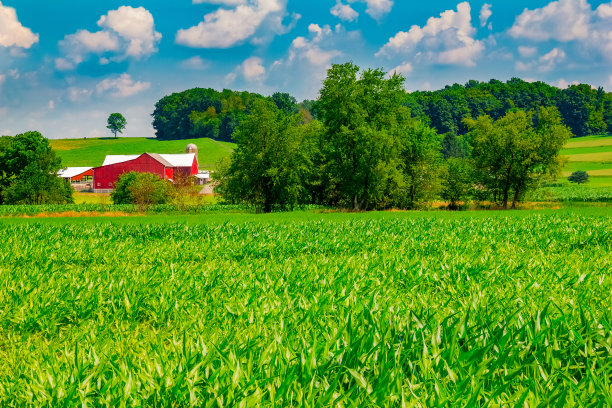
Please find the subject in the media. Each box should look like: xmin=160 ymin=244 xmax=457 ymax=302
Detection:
xmin=0 ymin=131 xmax=73 ymax=205
xmin=111 ymin=172 xmax=169 ymax=209
xmin=317 ymin=63 xmax=403 ymax=210
xmin=465 ymin=107 xmax=572 ymax=209
xmin=215 ymin=99 xmax=312 ymax=213
xmin=568 ymin=170 xmax=589 ymax=184
xmin=441 ymin=157 xmax=473 ymax=210
xmin=107 ymin=113 xmax=127 ymax=138
xmin=271 ymin=92 xmax=298 ymax=115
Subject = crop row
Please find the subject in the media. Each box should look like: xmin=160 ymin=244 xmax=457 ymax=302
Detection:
xmin=0 ymin=213 xmax=610 ymax=406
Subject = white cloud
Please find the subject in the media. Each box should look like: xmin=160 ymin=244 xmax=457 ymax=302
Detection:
xmin=538 ymin=47 xmax=566 ymax=71
xmin=226 ymin=56 xmax=266 ymax=83
xmin=96 ymin=73 xmax=151 ymax=98
xmin=176 ymin=0 xmax=295 ymax=48
xmin=479 ymin=4 xmax=492 ymax=27
xmin=0 ymin=74 xmax=5 ymax=88
xmin=288 ymin=24 xmax=342 ymax=66
xmin=518 ymin=46 xmax=537 ymax=58
xmin=180 ymin=56 xmax=209 ymax=70
xmin=557 ymin=78 xmax=580 ymax=88
xmin=58 ymin=6 xmax=161 ymax=70
xmin=377 ymin=2 xmax=484 ymax=67
xmin=597 ymin=2 xmax=612 ymax=18
xmin=48 ymin=100 xmax=55 ymax=110
xmin=68 ymin=87 xmax=93 ymax=102
xmin=193 ymin=0 xmax=246 ymax=4
xmin=331 ymin=1 xmax=359 ymax=22
xmin=97 ymin=6 xmax=162 ymax=59
xmin=348 ymin=0 xmax=393 ymax=20
xmin=0 ymin=1 xmax=39 ymax=48
xmin=390 ymin=62 xmax=412 ymax=76
xmin=509 ymin=0 xmax=590 ymax=41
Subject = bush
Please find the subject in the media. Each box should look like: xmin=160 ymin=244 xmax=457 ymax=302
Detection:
xmin=568 ymin=170 xmax=589 ymax=184
xmin=111 ymin=172 xmax=169 ymax=208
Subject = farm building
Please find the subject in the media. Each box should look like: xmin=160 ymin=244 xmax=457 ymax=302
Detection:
xmin=57 ymin=167 xmax=94 ymax=191
xmin=93 ymin=153 xmax=198 ymax=192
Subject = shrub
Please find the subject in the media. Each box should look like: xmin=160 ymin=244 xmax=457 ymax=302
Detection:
xmin=111 ymin=172 xmax=169 ymax=208
xmin=568 ymin=170 xmax=589 ymax=184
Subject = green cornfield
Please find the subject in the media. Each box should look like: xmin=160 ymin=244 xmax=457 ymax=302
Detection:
xmin=0 ymin=210 xmax=611 ymax=406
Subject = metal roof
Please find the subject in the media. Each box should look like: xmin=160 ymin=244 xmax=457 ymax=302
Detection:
xmin=159 ymin=153 xmax=196 ymax=167
xmin=101 ymin=153 xmax=196 ymax=168
xmin=57 ymin=167 xmax=92 ymax=178
xmin=102 ymin=155 xmax=139 ymax=166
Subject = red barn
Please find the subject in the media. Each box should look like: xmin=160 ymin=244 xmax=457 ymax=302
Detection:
xmin=93 ymin=153 xmax=198 ymax=192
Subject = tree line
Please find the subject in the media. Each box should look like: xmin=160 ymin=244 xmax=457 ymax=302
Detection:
xmin=216 ymin=63 xmax=572 ymax=212
xmin=152 ymin=77 xmax=610 ymax=143
xmin=152 ymin=88 xmax=304 ymax=142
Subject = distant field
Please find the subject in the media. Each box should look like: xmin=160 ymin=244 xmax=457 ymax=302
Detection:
xmin=559 ymin=134 xmax=612 ymax=188
xmin=50 ymin=137 xmax=235 ymax=169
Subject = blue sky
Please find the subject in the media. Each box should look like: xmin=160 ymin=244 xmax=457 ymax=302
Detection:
xmin=1 ymin=0 xmax=611 ymax=139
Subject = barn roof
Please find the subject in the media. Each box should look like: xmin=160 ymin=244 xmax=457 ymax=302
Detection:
xmin=158 ymin=153 xmax=196 ymax=167
xmin=102 ymin=155 xmax=139 ymax=166
xmin=57 ymin=167 xmax=93 ymax=178
xmin=101 ymin=153 xmax=196 ymax=167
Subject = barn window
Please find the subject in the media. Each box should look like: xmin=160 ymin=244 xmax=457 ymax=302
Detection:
xmin=97 ymin=182 xmax=101 ymax=187
xmin=108 ymin=182 xmax=112 ymax=187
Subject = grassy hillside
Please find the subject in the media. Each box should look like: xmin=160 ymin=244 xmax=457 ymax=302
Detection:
xmin=561 ymin=134 xmax=612 ymax=186
xmin=50 ymin=137 xmax=235 ymax=169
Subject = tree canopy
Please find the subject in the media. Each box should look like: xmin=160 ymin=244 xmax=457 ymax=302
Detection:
xmin=107 ymin=113 xmax=127 ymax=138
xmin=0 ymin=131 xmax=73 ymax=205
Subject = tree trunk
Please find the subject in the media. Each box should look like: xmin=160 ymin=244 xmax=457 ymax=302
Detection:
xmin=511 ymin=188 xmax=520 ymax=209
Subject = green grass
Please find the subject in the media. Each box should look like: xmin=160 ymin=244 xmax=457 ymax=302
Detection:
xmin=50 ymin=137 xmax=235 ymax=169
xmin=561 ymin=145 xmax=612 ymax=156
xmin=565 ymin=134 xmax=612 ymax=148
xmin=0 ymin=210 xmax=611 ymax=405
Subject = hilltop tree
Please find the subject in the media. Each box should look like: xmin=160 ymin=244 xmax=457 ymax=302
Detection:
xmin=107 ymin=113 xmax=127 ymax=138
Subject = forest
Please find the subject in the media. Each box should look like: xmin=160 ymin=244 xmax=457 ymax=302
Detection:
xmin=151 ymin=77 xmax=611 ymax=142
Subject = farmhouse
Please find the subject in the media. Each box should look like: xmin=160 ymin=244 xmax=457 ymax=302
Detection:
xmin=93 ymin=153 xmax=198 ymax=192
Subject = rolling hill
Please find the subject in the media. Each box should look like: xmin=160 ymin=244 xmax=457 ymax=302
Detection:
xmin=50 ymin=137 xmax=235 ymax=170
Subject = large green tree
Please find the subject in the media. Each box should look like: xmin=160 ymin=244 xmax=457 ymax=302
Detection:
xmin=107 ymin=113 xmax=127 ymax=138
xmin=0 ymin=131 xmax=73 ymax=205
xmin=215 ymin=99 xmax=313 ymax=213
xmin=316 ymin=62 xmax=440 ymax=210
xmin=465 ymin=107 xmax=572 ymax=209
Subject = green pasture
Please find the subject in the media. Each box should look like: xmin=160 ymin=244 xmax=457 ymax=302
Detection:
xmin=0 ymin=210 xmax=611 ymax=405
xmin=50 ymin=137 xmax=235 ymax=169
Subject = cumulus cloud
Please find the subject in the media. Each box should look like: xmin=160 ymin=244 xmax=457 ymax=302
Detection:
xmin=538 ymin=47 xmax=566 ymax=71
xmin=479 ymin=4 xmax=492 ymax=27
xmin=331 ymin=1 xmax=359 ymax=22
xmin=515 ymin=47 xmax=567 ymax=72
xmin=0 ymin=1 xmax=39 ymax=48
xmin=390 ymin=62 xmax=412 ymax=76
xmin=518 ymin=46 xmax=537 ymax=58
xmin=557 ymin=78 xmax=580 ymax=89
xmin=288 ymin=24 xmax=342 ymax=66
xmin=347 ymin=0 xmax=393 ymax=20
xmin=509 ymin=0 xmax=590 ymax=41
xmin=180 ymin=56 xmax=209 ymax=70
xmin=57 ymin=6 xmax=161 ymax=70
xmin=176 ymin=0 xmax=297 ymax=48
xmin=96 ymin=73 xmax=151 ymax=98
xmin=509 ymin=0 xmax=612 ymax=61
xmin=226 ymin=56 xmax=266 ymax=83
xmin=377 ymin=2 xmax=484 ymax=67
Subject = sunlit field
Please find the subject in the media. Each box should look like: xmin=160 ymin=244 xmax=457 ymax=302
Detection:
xmin=1 ymin=209 xmax=610 ymax=406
